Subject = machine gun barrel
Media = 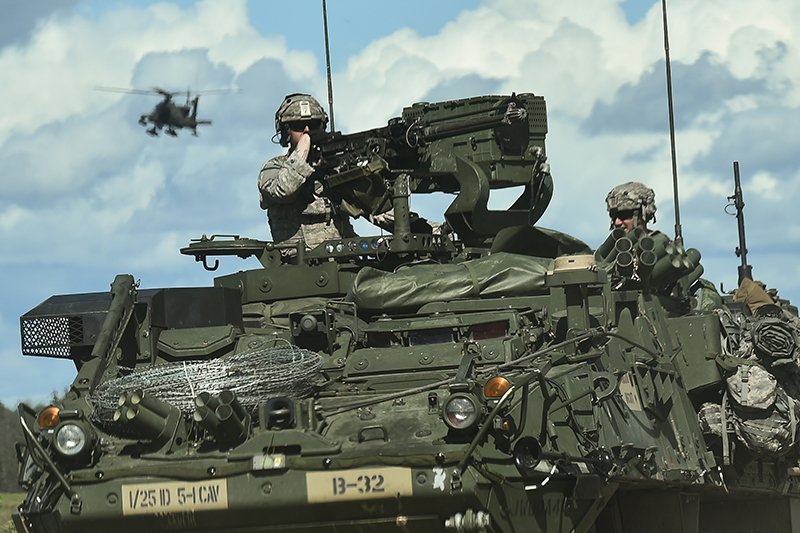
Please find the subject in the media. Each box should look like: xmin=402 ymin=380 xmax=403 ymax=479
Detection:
xmin=416 ymin=102 xmax=527 ymax=143
xmin=729 ymin=161 xmax=752 ymax=284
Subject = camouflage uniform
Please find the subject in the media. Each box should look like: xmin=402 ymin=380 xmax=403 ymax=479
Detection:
xmin=258 ymin=153 xmax=355 ymax=250
xmin=259 ymin=93 xmax=356 ymax=251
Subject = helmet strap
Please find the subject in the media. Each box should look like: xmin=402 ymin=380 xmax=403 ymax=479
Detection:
xmin=278 ymin=125 xmax=290 ymax=147
xmin=633 ymin=208 xmax=646 ymax=230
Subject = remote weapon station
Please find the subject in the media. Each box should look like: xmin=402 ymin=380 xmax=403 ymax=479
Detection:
xmin=14 ymin=6 xmax=800 ymax=533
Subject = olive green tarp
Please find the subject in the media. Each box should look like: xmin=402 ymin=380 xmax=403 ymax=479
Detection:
xmin=348 ymin=252 xmax=553 ymax=312
xmin=347 ymin=226 xmax=592 ymax=313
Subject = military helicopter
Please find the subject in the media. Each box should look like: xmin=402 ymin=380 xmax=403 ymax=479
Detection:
xmin=96 ymin=86 xmax=231 ymax=136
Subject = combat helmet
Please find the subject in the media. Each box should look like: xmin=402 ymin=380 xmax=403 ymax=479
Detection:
xmin=605 ymin=181 xmax=657 ymax=229
xmin=274 ymin=93 xmax=328 ymax=146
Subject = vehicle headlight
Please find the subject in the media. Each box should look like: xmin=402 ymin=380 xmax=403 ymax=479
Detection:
xmin=442 ymin=394 xmax=479 ymax=431
xmin=54 ymin=423 xmax=87 ymax=457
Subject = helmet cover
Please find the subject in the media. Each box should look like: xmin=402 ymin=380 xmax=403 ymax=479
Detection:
xmin=274 ymin=93 xmax=328 ymax=146
xmin=605 ymin=181 xmax=657 ymax=224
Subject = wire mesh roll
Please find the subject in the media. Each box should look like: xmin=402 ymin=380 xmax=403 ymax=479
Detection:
xmin=91 ymin=345 xmax=322 ymax=425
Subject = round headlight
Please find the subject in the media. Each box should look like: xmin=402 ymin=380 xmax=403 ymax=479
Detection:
xmin=443 ymin=394 xmax=479 ymax=430
xmin=54 ymin=423 xmax=87 ymax=456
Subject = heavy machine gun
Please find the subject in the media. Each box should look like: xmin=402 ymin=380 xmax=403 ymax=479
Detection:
xmin=308 ymin=93 xmax=553 ymax=247
xmin=179 ymin=94 xmax=556 ymax=268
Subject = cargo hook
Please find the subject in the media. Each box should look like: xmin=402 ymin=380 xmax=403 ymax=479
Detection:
xmin=199 ymin=255 xmax=219 ymax=271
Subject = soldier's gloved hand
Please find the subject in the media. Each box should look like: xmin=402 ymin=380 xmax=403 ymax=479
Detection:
xmin=433 ymin=221 xmax=453 ymax=237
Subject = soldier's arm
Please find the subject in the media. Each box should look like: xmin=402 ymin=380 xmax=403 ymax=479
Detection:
xmin=258 ymin=152 xmax=315 ymax=205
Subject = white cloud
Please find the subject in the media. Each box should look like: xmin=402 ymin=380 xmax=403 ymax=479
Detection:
xmin=749 ymin=171 xmax=780 ymax=200
xmin=0 ymin=204 xmax=28 ymax=232
xmin=0 ymin=160 xmax=166 ymax=266
xmin=0 ymin=0 xmax=310 ymax=144
xmin=2 ymin=0 xmax=799 ymax=405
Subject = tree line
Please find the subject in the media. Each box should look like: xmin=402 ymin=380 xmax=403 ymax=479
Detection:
xmin=0 ymin=402 xmax=25 ymax=492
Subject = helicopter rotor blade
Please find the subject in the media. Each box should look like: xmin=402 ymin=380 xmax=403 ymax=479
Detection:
xmin=95 ymin=86 xmax=239 ymax=97
xmin=152 ymin=87 xmax=176 ymax=98
xmin=94 ymin=86 xmax=157 ymax=96
xmin=191 ymin=88 xmax=240 ymax=95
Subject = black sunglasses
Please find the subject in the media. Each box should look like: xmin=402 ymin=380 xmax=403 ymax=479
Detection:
xmin=610 ymin=209 xmax=635 ymax=220
xmin=287 ymin=120 xmax=323 ymax=132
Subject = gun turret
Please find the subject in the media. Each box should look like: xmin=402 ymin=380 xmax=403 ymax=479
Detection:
xmin=727 ymin=161 xmax=753 ymax=285
xmin=308 ymin=93 xmax=552 ymax=246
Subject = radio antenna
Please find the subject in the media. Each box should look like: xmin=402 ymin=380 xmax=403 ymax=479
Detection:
xmin=660 ymin=0 xmax=683 ymax=245
xmin=322 ymin=0 xmax=335 ymax=132
xmin=729 ymin=161 xmax=753 ymax=285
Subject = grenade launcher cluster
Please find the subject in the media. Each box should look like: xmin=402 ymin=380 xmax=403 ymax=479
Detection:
xmin=595 ymin=228 xmax=703 ymax=291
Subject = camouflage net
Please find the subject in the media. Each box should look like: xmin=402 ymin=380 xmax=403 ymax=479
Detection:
xmin=90 ymin=345 xmax=322 ymax=424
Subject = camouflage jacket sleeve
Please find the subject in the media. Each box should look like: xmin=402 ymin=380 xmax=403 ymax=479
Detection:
xmin=258 ymin=151 xmax=315 ymax=207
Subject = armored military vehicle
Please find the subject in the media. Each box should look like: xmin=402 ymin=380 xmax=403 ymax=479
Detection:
xmin=13 ymin=93 xmax=800 ymax=533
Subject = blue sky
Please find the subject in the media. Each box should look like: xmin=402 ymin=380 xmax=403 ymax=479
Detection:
xmin=1 ymin=0 xmax=798 ymax=406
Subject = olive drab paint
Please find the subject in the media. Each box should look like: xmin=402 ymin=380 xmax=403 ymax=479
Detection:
xmin=13 ymin=92 xmax=800 ymax=533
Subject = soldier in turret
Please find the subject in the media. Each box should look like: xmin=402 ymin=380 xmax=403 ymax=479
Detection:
xmin=259 ymin=93 xmax=357 ymax=254
xmin=259 ymin=93 xmax=439 ymax=255
xmin=601 ymin=181 xmax=727 ymax=311
xmin=605 ymin=181 xmax=657 ymax=235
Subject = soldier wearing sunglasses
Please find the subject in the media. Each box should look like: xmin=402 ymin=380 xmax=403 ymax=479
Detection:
xmin=605 ymin=181 xmax=657 ymax=235
xmin=259 ymin=93 xmax=442 ymax=255
xmin=258 ymin=93 xmax=356 ymax=255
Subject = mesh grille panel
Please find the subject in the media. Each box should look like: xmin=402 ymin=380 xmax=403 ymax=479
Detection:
xmin=21 ymin=316 xmax=84 ymax=358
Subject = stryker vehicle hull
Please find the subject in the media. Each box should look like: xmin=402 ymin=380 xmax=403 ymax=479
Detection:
xmin=15 ymin=466 xmax=606 ymax=532
xmin=14 ymin=93 xmax=800 ymax=533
